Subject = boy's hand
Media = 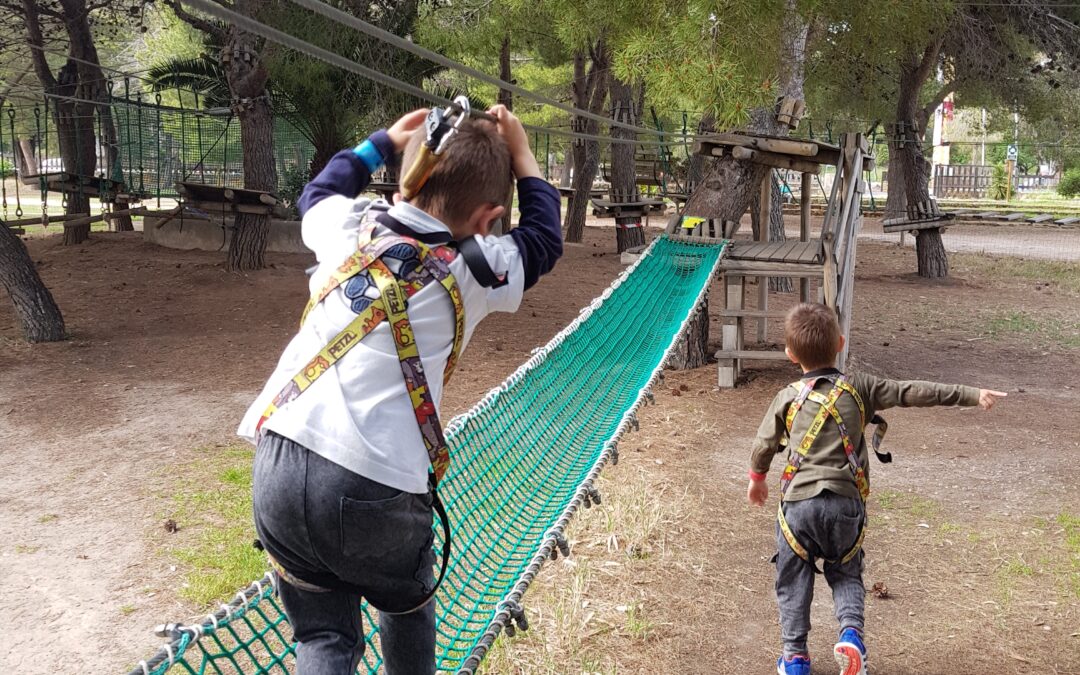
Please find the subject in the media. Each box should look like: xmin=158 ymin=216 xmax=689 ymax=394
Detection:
xmin=387 ymin=108 xmax=430 ymax=153
xmin=978 ymin=389 xmax=1007 ymax=410
xmin=488 ymin=104 xmax=542 ymax=179
xmin=747 ymin=478 xmax=768 ymax=507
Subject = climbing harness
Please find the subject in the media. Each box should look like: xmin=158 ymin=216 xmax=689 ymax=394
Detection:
xmin=254 ymin=194 xmax=512 ymax=612
xmin=776 ymin=374 xmax=890 ymax=572
xmin=256 ymin=206 xmax=469 ymax=612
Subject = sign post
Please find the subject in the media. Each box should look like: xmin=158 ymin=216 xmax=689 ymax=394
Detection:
xmin=1005 ymin=145 xmax=1018 ymax=202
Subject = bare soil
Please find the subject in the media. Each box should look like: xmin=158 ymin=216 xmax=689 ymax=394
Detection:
xmin=1 ymin=218 xmax=1078 ymax=674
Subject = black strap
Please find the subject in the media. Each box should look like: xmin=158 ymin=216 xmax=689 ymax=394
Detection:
xmin=374 ymin=212 xmax=508 ymax=289
xmin=375 ymin=212 xmax=455 ymax=246
xmin=380 ymin=481 xmax=452 ymax=615
xmin=456 ymin=235 xmax=509 ymax=289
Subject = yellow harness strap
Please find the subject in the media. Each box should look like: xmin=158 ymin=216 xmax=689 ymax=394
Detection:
xmin=777 ymin=374 xmax=880 ymax=569
xmin=256 ymin=220 xmax=465 ymax=482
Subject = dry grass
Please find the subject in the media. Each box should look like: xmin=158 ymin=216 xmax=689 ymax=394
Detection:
xmin=479 ymin=465 xmax=689 ymax=674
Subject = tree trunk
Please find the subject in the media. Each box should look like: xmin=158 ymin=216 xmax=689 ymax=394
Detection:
xmin=565 ymin=42 xmax=609 ymax=244
xmin=609 ymin=76 xmax=643 ymax=253
xmin=228 ymin=97 xmax=276 ymax=271
xmin=686 ymin=113 xmax=715 ymax=194
xmin=496 ymin=33 xmax=514 ymax=235
xmin=884 ymin=151 xmax=905 ymax=219
xmin=498 ymin=35 xmax=513 ymax=111
xmin=895 ymin=46 xmax=949 ymax=278
xmin=676 ymin=1 xmax=807 ymax=370
xmin=222 ymin=17 xmax=277 ymax=272
xmin=667 ymin=294 xmax=708 ymax=369
xmin=0 ymin=221 xmax=65 ymax=341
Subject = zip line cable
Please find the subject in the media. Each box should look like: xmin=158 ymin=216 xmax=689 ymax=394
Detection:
xmin=179 ymin=0 xmax=685 ymax=147
xmin=286 ymin=0 xmax=689 ymax=140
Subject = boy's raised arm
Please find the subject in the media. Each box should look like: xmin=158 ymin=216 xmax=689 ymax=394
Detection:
xmin=297 ymin=109 xmax=429 ymax=217
xmin=489 ymin=105 xmax=562 ymax=291
xmin=862 ymin=375 xmax=985 ymax=411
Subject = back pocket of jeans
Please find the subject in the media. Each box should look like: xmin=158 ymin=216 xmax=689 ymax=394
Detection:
xmin=339 ymin=491 xmax=428 ymax=563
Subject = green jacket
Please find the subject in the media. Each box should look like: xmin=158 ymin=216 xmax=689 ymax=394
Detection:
xmin=750 ymin=368 xmax=980 ymax=501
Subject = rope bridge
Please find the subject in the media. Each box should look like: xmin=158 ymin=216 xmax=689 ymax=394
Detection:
xmin=132 ymin=235 xmax=728 ymax=675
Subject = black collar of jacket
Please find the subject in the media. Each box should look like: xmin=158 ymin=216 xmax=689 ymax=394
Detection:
xmin=801 ymin=366 xmax=842 ymax=380
xmin=373 ymin=212 xmax=508 ymax=289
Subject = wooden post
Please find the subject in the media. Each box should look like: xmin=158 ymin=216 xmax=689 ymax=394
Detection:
xmin=1004 ymin=162 xmax=1013 ymax=201
xmin=799 ymin=171 xmax=811 ymax=303
xmin=757 ymin=173 xmax=771 ymax=342
xmin=718 ymin=274 xmax=744 ymax=388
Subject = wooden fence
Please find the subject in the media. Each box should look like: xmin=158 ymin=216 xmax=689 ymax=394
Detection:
xmin=933 ymin=164 xmax=1060 ymax=198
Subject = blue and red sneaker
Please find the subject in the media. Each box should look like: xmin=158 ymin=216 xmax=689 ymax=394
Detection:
xmin=777 ymin=654 xmax=811 ymax=675
xmin=834 ymin=626 xmax=867 ymax=675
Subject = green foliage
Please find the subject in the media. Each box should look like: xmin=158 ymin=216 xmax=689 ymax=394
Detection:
xmin=0 ymin=158 xmax=12 ymax=179
xmin=948 ymin=144 xmax=971 ymax=165
xmin=1057 ymin=168 xmax=1080 ymax=199
xmin=278 ymin=164 xmax=308 ymax=215
xmin=989 ymin=163 xmax=1009 ymax=200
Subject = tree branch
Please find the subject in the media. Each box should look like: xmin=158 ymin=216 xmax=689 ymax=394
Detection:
xmin=163 ymin=0 xmax=224 ymax=37
xmin=21 ymin=0 xmax=57 ymax=89
xmin=914 ymin=34 xmax=945 ymax=87
xmin=919 ymin=81 xmax=953 ymax=129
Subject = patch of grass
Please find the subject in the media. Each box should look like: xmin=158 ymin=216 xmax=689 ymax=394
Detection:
xmin=938 ymin=522 xmax=961 ymax=535
xmin=954 ymin=255 xmax=1080 ymax=295
xmin=120 ymin=604 xmax=136 ymax=616
xmin=624 ymin=601 xmax=654 ymax=641
xmin=165 ymin=445 xmax=264 ymax=607
xmin=1002 ymin=560 xmax=1035 ymax=578
xmin=1059 ymin=513 xmax=1080 ymax=597
xmin=875 ymin=489 xmax=900 ymax=510
xmin=982 ymin=310 xmax=1080 ymax=349
xmin=15 ymin=544 xmax=40 ymax=554
xmin=37 ymin=513 xmax=58 ymax=523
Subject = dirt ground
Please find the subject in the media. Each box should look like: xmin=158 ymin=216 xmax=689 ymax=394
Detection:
xmin=1 ymin=215 xmax=1078 ymax=674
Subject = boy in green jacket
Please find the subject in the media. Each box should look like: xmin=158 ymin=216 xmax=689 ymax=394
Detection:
xmin=748 ymin=303 xmax=1005 ymax=675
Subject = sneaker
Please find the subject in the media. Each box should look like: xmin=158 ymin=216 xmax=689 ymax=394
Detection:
xmin=834 ymin=627 xmax=867 ymax=675
xmin=777 ymin=654 xmax=811 ymax=675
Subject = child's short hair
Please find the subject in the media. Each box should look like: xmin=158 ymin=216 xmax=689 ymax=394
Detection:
xmin=401 ymin=119 xmax=512 ymax=229
xmin=784 ymin=303 xmax=840 ymax=369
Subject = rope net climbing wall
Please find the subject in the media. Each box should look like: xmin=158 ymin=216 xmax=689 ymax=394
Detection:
xmin=133 ymin=235 xmax=727 ymax=675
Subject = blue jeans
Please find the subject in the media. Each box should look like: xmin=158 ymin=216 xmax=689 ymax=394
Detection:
xmin=775 ymin=490 xmax=866 ymax=658
xmin=252 ymin=432 xmax=436 ymax=675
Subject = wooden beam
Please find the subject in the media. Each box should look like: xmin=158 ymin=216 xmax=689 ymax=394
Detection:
xmin=799 ymin=172 xmax=811 ymax=302
xmin=714 ymin=349 xmax=791 ymax=361
xmin=720 ymin=260 xmax=825 ymax=275
xmin=882 ymin=220 xmax=949 ymax=233
xmin=731 ymin=146 xmax=822 ymax=175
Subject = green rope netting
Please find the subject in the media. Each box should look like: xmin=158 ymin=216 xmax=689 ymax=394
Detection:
xmin=133 ymin=236 xmax=727 ymax=675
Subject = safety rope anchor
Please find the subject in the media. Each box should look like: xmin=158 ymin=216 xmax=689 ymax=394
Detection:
xmin=154 ymin=623 xmax=183 ymax=639
xmin=549 ymin=532 xmax=570 ymax=560
xmin=586 ymin=486 xmax=602 ymax=507
xmin=502 ymin=601 xmax=529 ymax=637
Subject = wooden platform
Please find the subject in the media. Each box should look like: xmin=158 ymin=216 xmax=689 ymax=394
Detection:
xmin=21 ymin=171 xmax=138 ymax=201
xmin=177 ymin=182 xmax=288 ymax=218
xmin=590 ymin=198 xmax=666 ymax=218
xmin=728 ymin=240 xmax=822 ymax=264
xmin=557 ymin=187 xmax=605 ymax=200
xmin=366 ymin=181 xmax=398 ymax=201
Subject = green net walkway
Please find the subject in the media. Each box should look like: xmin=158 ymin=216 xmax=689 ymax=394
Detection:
xmin=132 ymin=235 xmax=727 ymax=675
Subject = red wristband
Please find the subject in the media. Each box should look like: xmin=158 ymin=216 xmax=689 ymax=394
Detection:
xmin=748 ymin=470 xmax=767 ymax=482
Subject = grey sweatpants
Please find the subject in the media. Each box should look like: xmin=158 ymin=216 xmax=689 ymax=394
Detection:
xmin=775 ymin=490 xmax=865 ymax=657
